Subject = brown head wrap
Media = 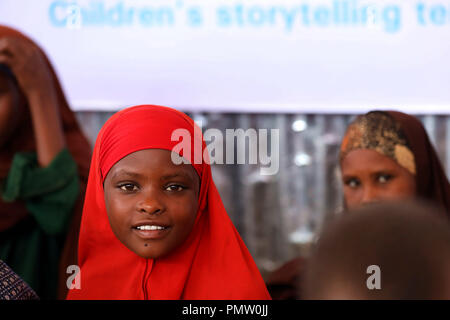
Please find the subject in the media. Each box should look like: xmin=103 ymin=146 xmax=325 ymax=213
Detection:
xmin=0 ymin=25 xmax=92 ymax=298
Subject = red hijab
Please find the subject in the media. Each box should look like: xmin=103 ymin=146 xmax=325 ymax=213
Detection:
xmin=67 ymin=105 xmax=270 ymax=300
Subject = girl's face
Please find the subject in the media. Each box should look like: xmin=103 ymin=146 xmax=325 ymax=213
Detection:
xmin=103 ymin=149 xmax=200 ymax=259
xmin=0 ymin=72 xmax=23 ymax=148
xmin=341 ymin=149 xmax=416 ymax=210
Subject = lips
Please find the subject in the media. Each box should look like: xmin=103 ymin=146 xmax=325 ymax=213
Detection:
xmin=132 ymin=221 xmax=171 ymax=240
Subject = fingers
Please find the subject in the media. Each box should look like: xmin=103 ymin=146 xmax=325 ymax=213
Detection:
xmin=0 ymin=37 xmax=8 ymax=50
xmin=0 ymin=37 xmax=29 ymax=70
xmin=0 ymin=53 xmax=12 ymax=66
xmin=0 ymin=37 xmax=31 ymax=55
xmin=0 ymin=38 xmax=14 ymax=66
xmin=0 ymin=37 xmax=49 ymax=92
xmin=0 ymin=38 xmax=14 ymax=61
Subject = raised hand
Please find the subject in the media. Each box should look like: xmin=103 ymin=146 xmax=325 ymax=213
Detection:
xmin=0 ymin=37 xmax=54 ymax=97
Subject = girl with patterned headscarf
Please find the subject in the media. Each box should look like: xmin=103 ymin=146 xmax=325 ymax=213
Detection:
xmin=340 ymin=111 xmax=450 ymax=214
xmin=267 ymin=110 xmax=450 ymax=300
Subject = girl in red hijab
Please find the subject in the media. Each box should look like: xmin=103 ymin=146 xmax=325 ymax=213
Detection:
xmin=67 ymin=105 xmax=270 ymax=300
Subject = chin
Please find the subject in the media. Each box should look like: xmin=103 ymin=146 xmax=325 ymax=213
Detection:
xmin=127 ymin=241 xmax=177 ymax=260
xmin=131 ymin=245 xmax=167 ymax=260
xmin=133 ymin=248 xmax=158 ymax=260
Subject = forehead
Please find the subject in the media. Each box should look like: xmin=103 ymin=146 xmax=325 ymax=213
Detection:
xmin=341 ymin=149 xmax=404 ymax=173
xmin=107 ymin=149 xmax=198 ymax=180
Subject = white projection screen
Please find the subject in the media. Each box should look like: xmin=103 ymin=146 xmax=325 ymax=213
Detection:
xmin=0 ymin=0 xmax=449 ymax=114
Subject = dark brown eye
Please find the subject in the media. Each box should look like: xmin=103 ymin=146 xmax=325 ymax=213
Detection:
xmin=345 ymin=178 xmax=360 ymax=188
xmin=165 ymin=184 xmax=185 ymax=192
xmin=378 ymin=174 xmax=393 ymax=184
xmin=119 ymin=183 xmax=138 ymax=192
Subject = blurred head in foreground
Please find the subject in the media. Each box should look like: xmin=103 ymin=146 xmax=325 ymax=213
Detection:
xmin=340 ymin=111 xmax=450 ymax=214
xmin=304 ymin=201 xmax=450 ymax=300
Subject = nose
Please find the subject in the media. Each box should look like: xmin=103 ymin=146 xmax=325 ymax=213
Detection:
xmin=136 ymin=190 xmax=164 ymax=215
xmin=361 ymin=185 xmax=380 ymax=206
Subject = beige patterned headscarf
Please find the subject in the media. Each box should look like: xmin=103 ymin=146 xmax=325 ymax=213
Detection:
xmin=340 ymin=111 xmax=416 ymax=175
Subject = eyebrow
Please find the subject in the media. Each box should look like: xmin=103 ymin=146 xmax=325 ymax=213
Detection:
xmin=110 ymin=169 xmax=194 ymax=182
xmin=160 ymin=172 xmax=194 ymax=182
xmin=110 ymin=169 xmax=144 ymax=180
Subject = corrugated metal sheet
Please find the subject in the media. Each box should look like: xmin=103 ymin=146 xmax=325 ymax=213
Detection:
xmin=75 ymin=111 xmax=450 ymax=278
